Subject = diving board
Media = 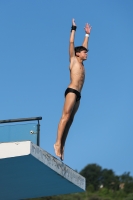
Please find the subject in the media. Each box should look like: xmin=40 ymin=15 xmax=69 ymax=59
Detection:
xmin=0 ymin=141 xmax=86 ymax=200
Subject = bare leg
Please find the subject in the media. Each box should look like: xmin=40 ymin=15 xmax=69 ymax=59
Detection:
xmin=60 ymin=120 xmax=72 ymax=161
xmin=61 ymin=101 xmax=80 ymax=160
xmin=54 ymin=93 xmax=77 ymax=159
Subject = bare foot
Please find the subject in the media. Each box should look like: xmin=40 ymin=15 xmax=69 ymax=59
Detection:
xmin=54 ymin=144 xmax=61 ymax=159
xmin=61 ymin=146 xmax=65 ymax=161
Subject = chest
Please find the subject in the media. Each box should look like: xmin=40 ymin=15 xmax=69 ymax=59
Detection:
xmin=77 ymin=64 xmax=85 ymax=75
xmin=70 ymin=62 xmax=85 ymax=75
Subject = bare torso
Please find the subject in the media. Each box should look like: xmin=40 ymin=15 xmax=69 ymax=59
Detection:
xmin=68 ymin=57 xmax=85 ymax=92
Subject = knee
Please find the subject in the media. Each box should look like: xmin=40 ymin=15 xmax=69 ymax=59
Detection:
xmin=61 ymin=113 xmax=71 ymax=122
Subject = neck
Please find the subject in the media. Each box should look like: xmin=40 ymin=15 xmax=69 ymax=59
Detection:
xmin=76 ymin=57 xmax=83 ymax=64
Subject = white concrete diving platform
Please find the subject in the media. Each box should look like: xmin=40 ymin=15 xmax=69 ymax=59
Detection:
xmin=0 ymin=141 xmax=86 ymax=200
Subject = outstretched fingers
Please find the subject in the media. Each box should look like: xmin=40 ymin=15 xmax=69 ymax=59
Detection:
xmin=84 ymin=23 xmax=92 ymax=34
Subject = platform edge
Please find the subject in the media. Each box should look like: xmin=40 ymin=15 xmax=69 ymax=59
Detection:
xmin=30 ymin=142 xmax=86 ymax=191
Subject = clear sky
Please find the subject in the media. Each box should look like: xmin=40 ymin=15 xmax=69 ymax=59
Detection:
xmin=0 ymin=0 xmax=133 ymax=176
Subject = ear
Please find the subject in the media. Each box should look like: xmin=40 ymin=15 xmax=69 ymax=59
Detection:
xmin=76 ymin=52 xmax=80 ymax=57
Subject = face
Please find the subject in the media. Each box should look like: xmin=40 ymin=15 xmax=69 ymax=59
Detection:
xmin=77 ymin=50 xmax=88 ymax=60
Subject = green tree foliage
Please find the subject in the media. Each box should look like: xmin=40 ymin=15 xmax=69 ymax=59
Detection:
xmin=101 ymin=169 xmax=119 ymax=191
xmin=80 ymin=164 xmax=102 ymax=190
xmin=98 ymin=188 xmax=109 ymax=196
xmin=124 ymin=193 xmax=133 ymax=200
xmin=124 ymin=182 xmax=133 ymax=194
xmin=119 ymin=172 xmax=133 ymax=183
xmin=89 ymin=195 xmax=102 ymax=200
xmin=87 ymin=184 xmax=95 ymax=193
xmin=101 ymin=169 xmax=114 ymax=189
xmin=119 ymin=172 xmax=133 ymax=194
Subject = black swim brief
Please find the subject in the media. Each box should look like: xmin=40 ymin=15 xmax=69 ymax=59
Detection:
xmin=64 ymin=88 xmax=81 ymax=102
